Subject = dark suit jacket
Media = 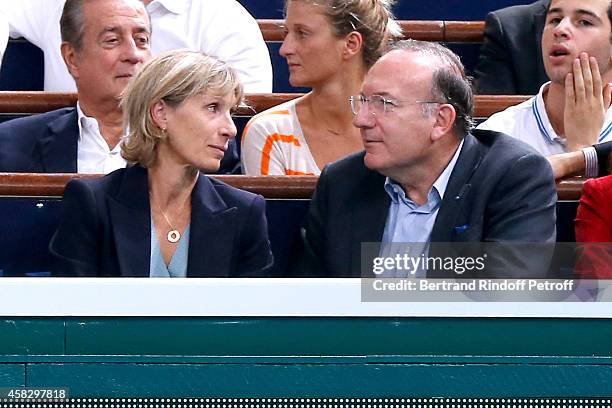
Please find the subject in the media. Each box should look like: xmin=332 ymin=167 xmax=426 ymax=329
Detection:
xmin=595 ymin=141 xmax=612 ymax=176
xmin=294 ymin=129 xmax=557 ymax=278
xmin=0 ymin=108 xmax=79 ymax=172
xmin=474 ymin=0 xmax=550 ymax=95
xmin=0 ymin=107 xmax=240 ymax=173
xmin=50 ymin=165 xmax=274 ymax=277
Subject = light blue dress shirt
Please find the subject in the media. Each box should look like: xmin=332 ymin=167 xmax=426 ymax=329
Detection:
xmin=379 ymin=140 xmax=464 ymax=277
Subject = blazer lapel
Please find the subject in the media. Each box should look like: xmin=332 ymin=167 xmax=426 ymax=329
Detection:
xmin=350 ymin=170 xmax=389 ymax=273
xmin=431 ymin=134 xmax=482 ymax=242
xmin=187 ymin=175 xmax=236 ymax=277
xmin=39 ymin=108 xmax=79 ymax=173
xmin=107 ymin=166 xmax=151 ymax=277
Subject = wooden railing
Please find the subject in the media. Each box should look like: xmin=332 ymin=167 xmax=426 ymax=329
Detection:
xmin=0 ymin=173 xmax=586 ymax=201
xmin=0 ymin=92 xmax=529 ymax=117
xmin=258 ymin=19 xmax=485 ymax=43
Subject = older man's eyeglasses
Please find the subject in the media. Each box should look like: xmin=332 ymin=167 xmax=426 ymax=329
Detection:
xmin=349 ymin=94 xmax=441 ymax=116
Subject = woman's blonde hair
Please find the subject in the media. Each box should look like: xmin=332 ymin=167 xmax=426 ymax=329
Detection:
xmin=120 ymin=49 xmax=243 ymax=167
xmin=286 ymin=0 xmax=401 ymax=67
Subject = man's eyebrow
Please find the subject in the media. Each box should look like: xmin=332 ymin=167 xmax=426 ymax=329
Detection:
xmin=100 ymin=26 xmax=120 ymax=35
xmin=575 ymin=9 xmax=604 ymax=23
xmin=547 ymin=7 xmax=604 ymax=23
xmin=134 ymin=26 xmax=151 ymax=34
xmin=371 ymin=92 xmax=396 ymax=99
xmin=99 ymin=25 xmax=151 ymax=35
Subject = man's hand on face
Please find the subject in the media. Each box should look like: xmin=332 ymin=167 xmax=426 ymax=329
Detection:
xmin=564 ymin=52 xmax=612 ymax=152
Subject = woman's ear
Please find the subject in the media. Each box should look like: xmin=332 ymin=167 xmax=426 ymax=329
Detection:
xmin=344 ymin=31 xmax=363 ymax=60
xmin=150 ymin=100 xmax=168 ymax=130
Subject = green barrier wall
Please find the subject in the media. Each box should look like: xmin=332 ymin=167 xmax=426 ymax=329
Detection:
xmin=1 ymin=317 xmax=612 ymax=397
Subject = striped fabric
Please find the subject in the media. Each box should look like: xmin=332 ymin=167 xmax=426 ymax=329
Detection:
xmin=241 ymin=99 xmax=320 ymax=176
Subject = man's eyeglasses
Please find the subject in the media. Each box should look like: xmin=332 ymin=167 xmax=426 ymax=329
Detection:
xmin=349 ymin=94 xmax=441 ymax=116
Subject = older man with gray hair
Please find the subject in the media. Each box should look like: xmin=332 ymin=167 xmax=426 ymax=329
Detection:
xmin=0 ymin=0 xmax=152 ymax=173
xmin=294 ymin=40 xmax=558 ymax=278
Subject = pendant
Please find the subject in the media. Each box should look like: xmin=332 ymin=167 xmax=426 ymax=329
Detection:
xmin=167 ymin=230 xmax=181 ymax=243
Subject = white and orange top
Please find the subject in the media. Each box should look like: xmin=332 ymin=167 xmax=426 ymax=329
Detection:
xmin=240 ymin=99 xmax=321 ymax=176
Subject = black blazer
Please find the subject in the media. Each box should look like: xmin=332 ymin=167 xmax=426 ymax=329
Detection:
xmin=293 ymin=130 xmax=558 ymax=278
xmin=0 ymin=108 xmax=79 ymax=172
xmin=50 ymin=165 xmax=274 ymax=277
xmin=474 ymin=0 xmax=550 ymax=95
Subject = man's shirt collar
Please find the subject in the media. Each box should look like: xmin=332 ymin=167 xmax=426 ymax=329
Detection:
xmin=384 ymin=138 xmax=464 ymax=211
xmin=76 ymin=101 xmax=100 ymax=141
xmin=532 ymin=82 xmax=564 ymax=146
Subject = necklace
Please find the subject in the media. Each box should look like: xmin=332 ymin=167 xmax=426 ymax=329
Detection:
xmin=305 ymin=98 xmax=343 ymax=136
xmin=150 ymin=193 xmax=190 ymax=243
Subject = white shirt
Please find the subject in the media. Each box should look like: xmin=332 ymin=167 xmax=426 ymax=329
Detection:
xmin=0 ymin=12 xmax=8 ymax=68
xmin=147 ymin=0 xmax=272 ymax=93
xmin=1 ymin=0 xmax=273 ymax=92
xmin=477 ymin=82 xmax=612 ymax=156
xmin=76 ymin=103 xmax=126 ymax=174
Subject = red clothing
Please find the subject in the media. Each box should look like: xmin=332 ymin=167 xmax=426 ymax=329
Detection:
xmin=574 ymin=175 xmax=612 ymax=278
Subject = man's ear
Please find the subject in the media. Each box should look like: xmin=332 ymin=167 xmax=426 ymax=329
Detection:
xmin=61 ymin=42 xmax=80 ymax=80
xmin=430 ymin=103 xmax=456 ymax=142
xmin=343 ymin=31 xmax=363 ymax=60
xmin=150 ymin=100 xmax=168 ymax=130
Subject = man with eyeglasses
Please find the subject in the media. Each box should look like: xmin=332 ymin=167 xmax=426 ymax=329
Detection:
xmin=291 ymin=40 xmax=558 ymax=278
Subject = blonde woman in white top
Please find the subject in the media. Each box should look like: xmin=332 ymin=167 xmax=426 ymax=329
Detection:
xmin=241 ymin=0 xmax=400 ymax=175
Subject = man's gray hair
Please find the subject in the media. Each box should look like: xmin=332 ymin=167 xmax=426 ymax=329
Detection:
xmin=387 ymin=39 xmax=475 ymax=136
xmin=60 ymin=0 xmax=85 ymax=50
